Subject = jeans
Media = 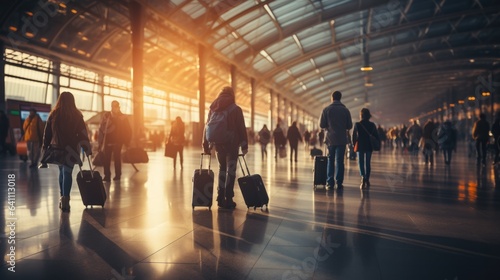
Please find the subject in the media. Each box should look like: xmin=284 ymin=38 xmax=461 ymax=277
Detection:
xmin=216 ymin=146 xmax=239 ymax=199
xmin=58 ymin=165 xmax=74 ymax=196
xmin=290 ymin=143 xmax=298 ymax=162
xmin=327 ymin=145 xmax=346 ymax=186
xmin=443 ymin=148 xmax=453 ymax=164
xmin=357 ymin=151 xmax=372 ymax=180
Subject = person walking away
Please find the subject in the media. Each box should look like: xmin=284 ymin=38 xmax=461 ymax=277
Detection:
xmin=98 ymin=100 xmax=132 ymax=182
xmin=169 ymin=116 xmax=185 ymax=169
xmin=203 ymin=86 xmax=248 ymax=209
xmin=400 ymin=124 xmax=408 ymax=153
xmin=42 ymin=92 xmax=92 ymax=212
xmin=303 ymin=130 xmax=311 ymax=150
xmin=472 ymin=113 xmax=490 ymax=166
xmin=406 ymin=120 xmax=423 ymax=156
xmin=438 ymin=121 xmax=457 ymax=165
xmin=286 ymin=121 xmax=303 ymax=163
xmin=319 ymin=91 xmax=353 ymax=190
xmin=273 ymin=123 xmax=286 ymax=160
xmin=422 ymin=120 xmax=436 ymax=165
xmin=0 ymin=111 xmax=9 ymax=156
xmin=491 ymin=112 xmax=500 ymax=165
xmin=258 ymin=124 xmax=271 ymax=160
xmin=23 ymin=108 xmax=44 ymax=168
xmin=352 ymin=108 xmax=379 ymax=189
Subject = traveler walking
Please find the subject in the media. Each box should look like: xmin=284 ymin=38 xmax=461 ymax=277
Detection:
xmin=422 ymin=119 xmax=437 ymax=165
xmin=286 ymin=121 xmax=303 ymax=162
xmin=203 ymin=86 xmax=248 ymax=209
xmin=472 ymin=113 xmax=490 ymax=166
xmin=438 ymin=121 xmax=457 ymax=165
xmin=273 ymin=123 xmax=286 ymax=160
xmin=98 ymin=100 xmax=132 ymax=182
xmin=23 ymin=108 xmax=44 ymax=168
xmin=407 ymin=120 xmax=423 ymax=156
xmin=352 ymin=108 xmax=380 ymax=189
xmin=258 ymin=124 xmax=271 ymax=160
xmin=169 ymin=116 xmax=186 ymax=169
xmin=41 ymin=92 xmax=92 ymax=212
xmin=491 ymin=112 xmax=500 ymax=165
xmin=319 ymin=91 xmax=353 ymax=190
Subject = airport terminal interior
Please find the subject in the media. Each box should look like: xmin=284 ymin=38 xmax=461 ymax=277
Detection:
xmin=1 ymin=0 xmax=500 ymax=279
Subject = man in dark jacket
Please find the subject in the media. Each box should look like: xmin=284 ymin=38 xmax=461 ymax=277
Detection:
xmin=472 ymin=113 xmax=490 ymax=166
xmin=98 ymin=100 xmax=132 ymax=181
xmin=286 ymin=121 xmax=303 ymax=162
xmin=203 ymin=86 xmax=248 ymax=209
xmin=319 ymin=91 xmax=353 ymax=190
xmin=491 ymin=112 xmax=500 ymax=165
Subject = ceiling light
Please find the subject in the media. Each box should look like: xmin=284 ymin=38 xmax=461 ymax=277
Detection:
xmin=8 ymin=26 xmax=17 ymax=32
xmin=360 ymin=53 xmax=372 ymax=71
xmin=469 ymin=59 xmax=475 ymax=63
xmin=361 ymin=66 xmax=373 ymax=71
xmin=482 ymin=91 xmax=491 ymax=96
xmin=468 ymin=96 xmax=476 ymax=101
xmin=458 ymin=100 xmax=464 ymax=104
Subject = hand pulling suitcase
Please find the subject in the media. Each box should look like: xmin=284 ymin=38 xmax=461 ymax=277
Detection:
xmin=77 ymin=155 xmax=107 ymax=208
xmin=313 ymin=146 xmax=328 ymax=189
xmin=192 ymin=153 xmax=214 ymax=210
xmin=237 ymin=155 xmax=269 ymax=210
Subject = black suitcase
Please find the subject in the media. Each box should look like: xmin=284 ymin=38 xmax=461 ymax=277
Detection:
xmin=192 ymin=153 xmax=214 ymax=210
xmin=313 ymin=155 xmax=328 ymax=189
xmin=77 ymin=156 xmax=107 ymax=208
xmin=237 ymin=155 xmax=269 ymax=210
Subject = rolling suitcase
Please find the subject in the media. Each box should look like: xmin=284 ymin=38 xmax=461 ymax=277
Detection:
xmin=313 ymin=155 xmax=328 ymax=189
xmin=310 ymin=147 xmax=322 ymax=158
xmin=77 ymin=155 xmax=107 ymax=208
xmin=192 ymin=153 xmax=214 ymax=210
xmin=237 ymin=155 xmax=269 ymax=210
xmin=16 ymin=141 xmax=28 ymax=162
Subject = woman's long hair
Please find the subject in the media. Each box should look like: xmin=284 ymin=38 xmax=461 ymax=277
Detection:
xmin=50 ymin=91 xmax=82 ymax=122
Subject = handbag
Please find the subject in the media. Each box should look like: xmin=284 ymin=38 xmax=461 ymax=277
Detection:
xmin=40 ymin=145 xmax=67 ymax=165
xmin=164 ymin=141 xmax=177 ymax=158
xmin=92 ymin=151 xmax=105 ymax=166
xmin=359 ymin=123 xmax=381 ymax=151
xmin=122 ymin=147 xmax=149 ymax=164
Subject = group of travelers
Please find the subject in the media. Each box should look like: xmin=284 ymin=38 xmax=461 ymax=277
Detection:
xmin=5 ymin=86 xmax=500 ymax=213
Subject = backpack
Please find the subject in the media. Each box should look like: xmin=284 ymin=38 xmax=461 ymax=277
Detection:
xmin=205 ymin=104 xmax=237 ymax=144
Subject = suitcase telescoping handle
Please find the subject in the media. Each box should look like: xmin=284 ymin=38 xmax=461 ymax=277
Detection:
xmin=199 ymin=153 xmax=211 ymax=174
xmin=238 ymin=154 xmax=251 ymax=177
xmin=77 ymin=154 xmax=95 ymax=179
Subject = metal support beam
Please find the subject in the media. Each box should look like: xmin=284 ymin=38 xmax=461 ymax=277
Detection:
xmin=250 ymin=78 xmax=255 ymax=132
xmin=0 ymin=41 xmax=5 ymax=111
xmin=197 ymin=44 xmax=207 ymax=145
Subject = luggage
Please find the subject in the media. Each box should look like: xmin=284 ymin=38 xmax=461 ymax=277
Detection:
xmin=313 ymin=155 xmax=328 ymax=189
xmin=347 ymin=144 xmax=356 ymax=160
xmin=192 ymin=153 xmax=214 ymax=210
xmin=310 ymin=147 xmax=322 ymax=158
xmin=122 ymin=147 xmax=149 ymax=164
xmin=164 ymin=141 xmax=177 ymax=158
xmin=77 ymin=156 xmax=107 ymax=208
xmin=16 ymin=141 xmax=28 ymax=161
xmin=237 ymin=155 xmax=269 ymax=210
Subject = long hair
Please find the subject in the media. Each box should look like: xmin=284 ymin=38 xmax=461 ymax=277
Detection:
xmin=50 ymin=91 xmax=82 ymax=122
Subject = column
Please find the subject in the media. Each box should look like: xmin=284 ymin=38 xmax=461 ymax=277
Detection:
xmin=196 ymin=44 xmax=207 ymax=146
xmin=0 ymin=41 xmax=5 ymax=110
xmin=51 ymin=60 xmax=60 ymax=106
xmin=129 ymin=0 xmax=145 ymax=143
xmin=230 ymin=65 xmax=237 ymax=93
xmin=276 ymin=93 xmax=281 ymax=128
xmin=270 ymin=89 xmax=274 ymax=130
xmin=250 ymin=78 xmax=255 ymax=132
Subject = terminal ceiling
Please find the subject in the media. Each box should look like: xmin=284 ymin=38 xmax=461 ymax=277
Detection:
xmin=1 ymin=0 xmax=500 ymax=124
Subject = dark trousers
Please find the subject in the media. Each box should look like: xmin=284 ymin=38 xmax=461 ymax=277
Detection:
xmin=443 ymin=148 xmax=453 ymax=164
xmin=290 ymin=143 xmax=298 ymax=162
xmin=173 ymin=145 xmax=184 ymax=167
xmin=216 ymin=146 xmax=239 ymax=199
xmin=103 ymin=144 xmax=123 ymax=178
xmin=476 ymin=139 xmax=487 ymax=164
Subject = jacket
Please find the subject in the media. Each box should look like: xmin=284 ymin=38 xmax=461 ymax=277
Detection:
xmin=98 ymin=112 xmax=132 ymax=146
xmin=23 ymin=114 xmax=44 ymax=142
xmin=170 ymin=120 xmax=185 ymax=146
xmin=273 ymin=127 xmax=286 ymax=146
xmin=352 ymin=120 xmax=379 ymax=152
xmin=286 ymin=125 xmax=303 ymax=146
xmin=202 ymin=92 xmax=248 ymax=152
xmin=472 ymin=119 xmax=490 ymax=141
xmin=42 ymin=113 xmax=91 ymax=166
xmin=319 ymin=101 xmax=353 ymax=145
xmin=438 ymin=122 xmax=457 ymax=150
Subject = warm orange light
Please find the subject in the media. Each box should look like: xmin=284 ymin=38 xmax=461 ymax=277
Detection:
xmin=40 ymin=37 xmax=47 ymax=42
xmin=468 ymin=96 xmax=476 ymax=101
xmin=26 ymin=11 xmax=33 ymax=16
xmin=360 ymin=66 xmax=373 ymax=71
xmin=482 ymin=91 xmax=491 ymax=96
xmin=25 ymin=32 xmax=35 ymax=38
xmin=458 ymin=100 xmax=464 ymax=104
xmin=449 ymin=104 xmax=455 ymax=108
xmin=60 ymin=43 xmax=68 ymax=48
xmin=9 ymin=26 xmax=17 ymax=32
xmin=71 ymin=9 xmax=78 ymax=14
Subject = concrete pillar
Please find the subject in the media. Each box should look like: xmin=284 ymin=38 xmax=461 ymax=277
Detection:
xmin=250 ymin=78 xmax=255 ymax=132
xmin=0 ymin=41 xmax=5 ymax=111
xmin=129 ymin=0 xmax=145 ymax=143
xmin=270 ymin=89 xmax=274 ymax=130
xmin=51 ymin=60 xmax=60 ymax=106
xmin=196 ymin=44 xmax=207 ymax=146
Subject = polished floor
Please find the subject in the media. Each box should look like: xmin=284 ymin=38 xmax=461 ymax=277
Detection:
xmin=1 ymin=143 xmax=500 ymax=280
